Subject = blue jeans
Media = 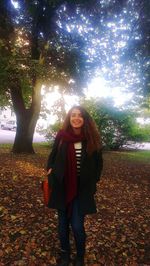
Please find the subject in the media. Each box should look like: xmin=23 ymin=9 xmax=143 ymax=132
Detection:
xmin=57 ymin=198 xmax=86 ymax=257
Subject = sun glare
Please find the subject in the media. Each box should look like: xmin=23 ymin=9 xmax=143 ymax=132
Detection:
xmin=41 ymin=86 xmax=79 ymax=125
xmin=40 ymin=78 xmax=133 ymax=127
xmin=85 ymin=77 xmax=109 ymax=98
xmin=11 ymin=0 xmax=19 ymax=8
xmin=43 ymin=88 xmax=79 ymax=111
xmin=86 ymin=77 xmax=133 ymax=106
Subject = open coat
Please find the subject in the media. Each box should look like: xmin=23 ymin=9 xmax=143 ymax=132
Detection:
xmin=47 ymin=136 xmax=103 ymax=215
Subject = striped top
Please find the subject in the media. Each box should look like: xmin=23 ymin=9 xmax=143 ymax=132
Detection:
xmin=74 ymin=142 xmax=82 ymax=177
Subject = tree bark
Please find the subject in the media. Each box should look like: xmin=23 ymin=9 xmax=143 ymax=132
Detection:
xmin=12 ymin=110 xmax=37 ymax=153
xmin=10 ymin=79 xmax=42 ymax=153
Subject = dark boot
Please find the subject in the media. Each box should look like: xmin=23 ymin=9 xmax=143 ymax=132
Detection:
xmin=74 ymin=256 xmax=84 ymax=266
xmin=57 ymin=250 xmax=70 ymax=266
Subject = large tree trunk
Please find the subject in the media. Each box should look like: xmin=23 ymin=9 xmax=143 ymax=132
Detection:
xmin=10 ymin=79 xmax=42 ymax=153
xmin=12 ymin=109 xmax=39 ymax=153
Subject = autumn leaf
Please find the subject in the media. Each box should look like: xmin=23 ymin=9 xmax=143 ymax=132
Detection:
xmin=0 ymin=145 xmax=149 ymax=265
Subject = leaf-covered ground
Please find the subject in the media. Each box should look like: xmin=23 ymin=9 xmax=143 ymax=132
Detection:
xmin=0 ymin=145 xmax=149 ymax=266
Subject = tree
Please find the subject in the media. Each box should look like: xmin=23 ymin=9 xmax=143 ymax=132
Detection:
xmin=81 ymin=98 xmax=147 ymax=149
xmin=0 ymin=0 xmax=90 ymax=152
xmin=0 ymin=0 xmax=149 ymax=152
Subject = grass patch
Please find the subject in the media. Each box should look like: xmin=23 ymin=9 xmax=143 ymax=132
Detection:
xmin=0 ymin=143 xmax=13 ymax=153
xmin=33 ymin=141 xmax=49 ymax=148
xmin=0 ymin=143 xmax=13 ymax=149
xmin=0 ymin=143 xmax=149 ymax=163
xmin=117 ymin=150 xmax=150 ymax=163
xmin=0 ymin=142 xmax=50 ymax=152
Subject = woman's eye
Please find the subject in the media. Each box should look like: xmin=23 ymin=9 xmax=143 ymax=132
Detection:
xmin=71 ymin=112 xmax=83 ymax=118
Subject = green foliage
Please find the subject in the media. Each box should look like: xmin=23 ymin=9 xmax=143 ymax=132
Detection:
xmin=44 ymin=121 xmax=62 ymax=143
xmin=120 ymin=150 xmax=150 ymax=163
xmin=44 ymin=97 xmax=150 ymax=150
xmin=0 ymin=0 xmax=150 ymax=151
xmin=20 ymin=79 xmax=32 ymax=107
xmin=81 ymin=98 xmax=149 ymax=150
xmin=135 ymin=124 xmax=150 ymax=142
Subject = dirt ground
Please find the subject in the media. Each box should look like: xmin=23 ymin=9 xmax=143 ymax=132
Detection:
xmin=0 ymin=145 xmax=149 ymax=265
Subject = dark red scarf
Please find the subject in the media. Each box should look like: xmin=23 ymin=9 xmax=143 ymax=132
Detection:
xmin=56 ymin=129 xmax=85 ymax=214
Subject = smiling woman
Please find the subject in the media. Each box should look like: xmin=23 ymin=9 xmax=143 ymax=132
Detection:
xmin=46 ymin=105 xmax=103 ymax=266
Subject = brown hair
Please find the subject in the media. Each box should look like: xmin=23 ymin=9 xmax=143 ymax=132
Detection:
xmin=62 ymin=105 xmax=102 ymax=154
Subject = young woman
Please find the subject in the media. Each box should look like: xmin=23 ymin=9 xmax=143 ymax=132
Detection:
xmin=47 ymin=106 xmax=103 ymax=266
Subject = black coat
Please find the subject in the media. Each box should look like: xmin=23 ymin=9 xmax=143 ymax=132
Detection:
xmin=47 ymin=137 xmax=103 ymax=215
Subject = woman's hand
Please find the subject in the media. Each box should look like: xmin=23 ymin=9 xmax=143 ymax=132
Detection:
xmin=47 ymin=168 xmax=52 ymax=175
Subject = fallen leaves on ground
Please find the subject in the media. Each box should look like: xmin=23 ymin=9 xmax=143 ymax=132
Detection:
xmin=0 ymin=146 xmax=149 ymax=265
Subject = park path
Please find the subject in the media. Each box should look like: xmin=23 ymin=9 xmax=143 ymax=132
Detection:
xmin=0 ymin=129 xmax=45 ymax=144
xmin=0 ymin=146 xmax=149 ymax=265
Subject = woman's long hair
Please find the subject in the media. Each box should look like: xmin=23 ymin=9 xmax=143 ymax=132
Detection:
xmin=62 ymin=105 xmax=102 ymax=154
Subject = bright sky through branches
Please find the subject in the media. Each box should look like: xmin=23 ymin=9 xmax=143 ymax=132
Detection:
xmin=11 ymin=0 xmax=19 ymax=9
xmin=85 ymin=77 xmax=134 ymax=106
xmin=42 ymin=77 xmax=134 ymax=119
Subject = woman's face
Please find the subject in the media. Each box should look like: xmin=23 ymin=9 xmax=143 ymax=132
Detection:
xmin=70 ymin=108 xmax=84 ymax=130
